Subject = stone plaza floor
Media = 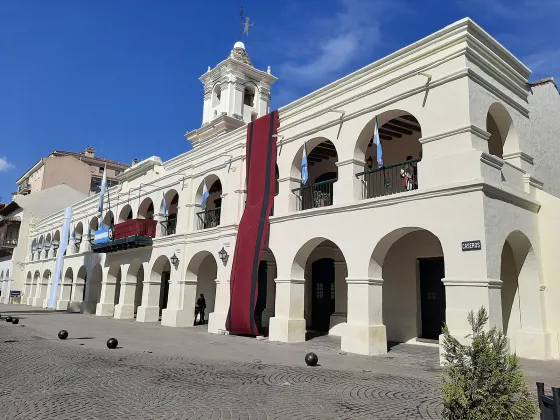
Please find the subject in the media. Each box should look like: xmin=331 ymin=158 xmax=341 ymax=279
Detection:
xmin=0 ymin=304 xmax=559 ymax=419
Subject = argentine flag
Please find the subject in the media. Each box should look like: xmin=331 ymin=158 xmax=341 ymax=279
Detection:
xmin=373 ymin=117 xmax=383 ymax=168
xmin=97 ymin=163 xmax=108 ymax=227
xmin=301 ymin=142 xmax=309 ymax=185
xmin=162 ymin=191 xmax=168 ymax=217
xmin=201 ymin=179 xmax=210 ymax=209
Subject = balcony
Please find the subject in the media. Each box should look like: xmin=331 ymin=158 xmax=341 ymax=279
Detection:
xmin=0 ymin=218 xmax=20 ymax=257
xmin=197 ymin=208 xmax=221 ymax=230
xmin=292 ymin=178 xmax=337 ymax=211
xmin=91 ymin=219 xmax=156 ymax=253
xmin=356 ymin=158 xmax=420 ymax=199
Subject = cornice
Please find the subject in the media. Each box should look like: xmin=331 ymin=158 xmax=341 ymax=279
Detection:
xmin=419 ymin=124 xmax=490 ymax=144
xmin=480 ymin=152 xmax=504 ymax=170
xmin=118 ymin=157 xmax=162 ymax=182
xmin=503 ymin=151 xmax=534 ymax=165
xmin=523 ymin=174 xmax=544 ymax=190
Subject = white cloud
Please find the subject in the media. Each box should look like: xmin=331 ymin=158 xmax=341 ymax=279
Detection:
xmin=278 ymin=0 xmax=390 ymax=84
xmin=523 ymin=49 xmax=560 ymax=81
xmin=0 ymin=157 xmax=14 ymax=172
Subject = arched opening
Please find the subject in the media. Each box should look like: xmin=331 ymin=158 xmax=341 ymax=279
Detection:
xmin=212 ymin=84 xmax=221 ymax=109
xmin=195 ymin=175 xmax=222 ymax=230
xmin=59 ymin=267 xmax=73 ymax=307
xmin=138 ymin=198 xmax=154 ymax=220
xmin=255 ymin=247 xmax=277 ymax=334
xmin=486 ymin=103 xmax=518 ymax=159
xmin=52 ymin=230 xmax=60 ymax=256
xmin=114 ymin=259 xmax=144 ymax=319
xmin=370 ymin=228 xmax=445 ymax=345
xmin=131 ymin=260 xmax=144 ymax=316
xmin=103 ymin=210 xmax=114 ymax=227
xmin=162 ymin=190 xmax=179 ymax=235
xmin=242 ymin=83 xmax=258 ymax=122
xmin=31 ymin=270 xmax=40 ymax=303
xmin=38 ymin=269 xmax=51 ymax=304
xmin=31 ymin=238 xmax=38 ymax=260
xmin=68 ymin=265 xmax=87 ymax=312
xmin=186 ymin=251 xmax=218 ymax=326
xmin=291 ymin=238 xmax=347 ymax=338
xmin=291 ymin=138 xmax=339 ymax=211
xmin=355 ymin=111 xmax=422 ymax=198
xmin=107 ymin=264 xmax=122 ymax=307
xmin=24 ymin=271 xmax=32 ymax=302
xmin=148 ymin=256 xmax=171 ymax=319
xmin=45 ymin=233 xmax=52 ymax=257
xmin=500 ymin=231 xmax=540 ymax=342
xmin=73 ymin=222 xmax=83 ymax=252
xmin=118 ymin=204 xmax=133 ymax=223
xmin=89 ymin=217 xmax=99 ymax=232
xmin=38 ymin=235 xmax=44 ymax=258
xmin=0 ymin=271 xmax=3 ymax=279
xmin=83 ymin=264 xmax=102 ymax=314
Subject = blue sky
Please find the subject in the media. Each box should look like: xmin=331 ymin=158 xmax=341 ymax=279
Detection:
xmin=1 ymin=0 xmax=558 ymax=201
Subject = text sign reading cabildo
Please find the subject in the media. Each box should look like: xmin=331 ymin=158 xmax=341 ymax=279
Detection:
xmin=462 ymin=240 xmax=482 ymax=251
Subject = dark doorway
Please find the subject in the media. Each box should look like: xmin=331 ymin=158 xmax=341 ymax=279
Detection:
xmin=311 ymin=258 xmax=335 ymax=333
xmin=159 ymin=271 xmax=170 ymax=314
xmin=419 ymin=258 xmax=446 ymax=340
xmin=254 ymin=261 xmax=268 ymax=333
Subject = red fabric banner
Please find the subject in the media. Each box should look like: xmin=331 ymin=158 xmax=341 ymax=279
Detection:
xmin=226 ymin=111 xmax=278 ymax=335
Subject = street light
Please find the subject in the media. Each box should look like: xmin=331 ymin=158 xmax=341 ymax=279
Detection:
xmin=170 ymin=252 xmax=179 ymax=268
xmin=218 ymin=246 xmax=229 ymax=265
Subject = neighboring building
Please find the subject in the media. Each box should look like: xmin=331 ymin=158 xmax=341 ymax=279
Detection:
xmin=0 ymin=185 xmax=87 ymax=302
xmin=15 ymin=19 xmax=560 ymax=362
xmin=13 ymin=147 xmax=130 ymax=200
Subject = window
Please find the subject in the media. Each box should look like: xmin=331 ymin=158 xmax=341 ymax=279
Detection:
xmin=115 ymin=169 xmax=121 ymax=176
xmin=99 ymin=167 xmax=104 ymax=173
xmin=90 ymin=177 xmax=102 ymax=193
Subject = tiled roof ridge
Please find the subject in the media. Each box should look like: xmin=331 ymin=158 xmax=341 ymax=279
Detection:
xmin=52 ymin=150 xmax=130 ymax=167
xmin=530 ymin=77 xmax=559 ymax=93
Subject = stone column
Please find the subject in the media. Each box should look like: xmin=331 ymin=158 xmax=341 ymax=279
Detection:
xmin=261 ymin=261 xmax=277 ymax=327
xmin=440 ymin=277 xmax=504 ymax=363
xmin=207 ymin=278 xmax=226 ymax=333
xmin=136 ymin=278 xmax=162 ymax=323
xmin=33 ymin=275 xmax=49 ymax=307
xmin=268 ymin=278 xmax=306 ymax=343
xmin=276 ymin=177 xmax=300 ymax=215
xmin=23 ymin=281 xmax=32 ymax=305
xmin=334 ymin=159 xmax=364 ymax=205
xmin=161 ymin=279 xmax=198 ymax=327
xmin=114 ymin=263 xmax=137 ymax=319
xmin=329 ymin=261 xmax=348 ymax=336
xmin=341 ymin=278 xmax=387 ymax=355
xmin=42 ymin=275 xmax=53 ymax=308
xmin=56 ymin=275 xmax=73 ymax=310
xmin=68 ymin=276 xmax=85 ymax=313
xmin=95 ymin=267 xmax=118 ymax=317
xmin=28 ymin=281 xmax=37 ymax=305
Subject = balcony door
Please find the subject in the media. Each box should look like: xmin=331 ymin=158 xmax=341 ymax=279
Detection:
xmin=311 ymin=258 xmax=335 ymax=333
xmin=419 ymin=258 xmax=446 ymax=340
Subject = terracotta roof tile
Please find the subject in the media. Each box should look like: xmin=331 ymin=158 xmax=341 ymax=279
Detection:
xmin=51 ymin=150 xmax=130 ymax=168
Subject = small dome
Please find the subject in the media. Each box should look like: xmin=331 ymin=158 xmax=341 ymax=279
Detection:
xmin=233 ymin=41 xmax=245 ymax=50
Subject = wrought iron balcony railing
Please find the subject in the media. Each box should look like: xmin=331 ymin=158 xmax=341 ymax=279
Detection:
xmin=292 ymin=178 xmax=337 ymax=211
xmin=355 ymin=158 xmax=420 ymax=199
xmin=196 ymin=208 xmax=221 ymax=230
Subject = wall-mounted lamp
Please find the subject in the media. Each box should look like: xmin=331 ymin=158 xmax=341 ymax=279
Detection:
xmin=170 ymin=252 xmax=179 ymax=269
xmin=366 ymin=156 xmax=374 ymax=169
xmin=218 ymin=246 xmax=229 ymax=266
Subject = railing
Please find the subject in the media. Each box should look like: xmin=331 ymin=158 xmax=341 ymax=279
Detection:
xmin=537 ymin=382 xmax=560 ymax=419
xmin=114 ymin=219 xmax=157 ymax=240
xmin=197 ymin=208 xmax=221 ymax=230
xmin=0 ymin=238 xmax=18 ymax=247
xmin=292 ymin=178 xmax=337 ymax=211
xmin=356 ymin=158 xmax=420 ymax=199
xmin=166 ymin=216 xmax=177 ymax=235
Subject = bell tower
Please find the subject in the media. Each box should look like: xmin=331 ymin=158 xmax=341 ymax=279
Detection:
xmin=186 ymin=41 xmax=277 ymax=147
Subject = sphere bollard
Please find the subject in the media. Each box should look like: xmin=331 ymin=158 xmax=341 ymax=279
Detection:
xmin=305 ymin=352 xmax=318 ymax=367
xmin=58 ymin=330 xmax=68 ymax=340
xmin=11 ymin=318 xmax=19 ymax=325
xmin=106 ymin=338 xmax=118 ymax=349
xmin=6 ymin=316 xmax=13 ymax=323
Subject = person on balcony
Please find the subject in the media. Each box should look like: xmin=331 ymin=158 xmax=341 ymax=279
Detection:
xmin=401 ymin=155 xmax=417 ymax=191
xmin=195 ymin=293 xmax=206 ymax=325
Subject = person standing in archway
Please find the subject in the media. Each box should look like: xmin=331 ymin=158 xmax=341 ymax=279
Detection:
xmin=195 ymin=293 xmax=206 ymax=325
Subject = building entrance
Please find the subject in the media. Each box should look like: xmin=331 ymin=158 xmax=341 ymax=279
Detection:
xmin=419 ymin=257 xmax=446 ymax=340
xmin=311 ymin=258 xmax=335 ymax=333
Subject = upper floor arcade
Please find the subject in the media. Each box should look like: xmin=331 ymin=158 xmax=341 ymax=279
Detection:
xmin=24 ymin=18 xmax=557 ymax=262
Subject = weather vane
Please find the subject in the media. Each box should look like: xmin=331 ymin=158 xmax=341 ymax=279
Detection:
xmin=239 ymin=7 xmax=253 ymax=36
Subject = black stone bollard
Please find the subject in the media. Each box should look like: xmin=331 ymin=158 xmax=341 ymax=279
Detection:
xmin=58 ymin=330 xmax=68 ymax=340
xmin=6 ymin=316 xmax=13 ymax=323
xmin=11 ymin=318 xmax=19 ymax=325
xmin=305 ymin=352 xmax=318 ymax=367
xmin=106 ymin=338 xmax=118 ymax=349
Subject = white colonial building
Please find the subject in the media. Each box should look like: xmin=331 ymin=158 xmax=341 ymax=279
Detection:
xmin=14 ymin=19 xmax=560 ymax=361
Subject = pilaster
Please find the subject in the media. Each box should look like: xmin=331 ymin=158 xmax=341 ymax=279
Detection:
xmin=268 ymin=278 xmax=306 ymax=343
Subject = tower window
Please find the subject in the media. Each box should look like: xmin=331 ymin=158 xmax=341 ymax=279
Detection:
xmin=243 ymin=85 xmax=256 ymax=107
xmin=212 ymin=84 xmax=221 ymax=107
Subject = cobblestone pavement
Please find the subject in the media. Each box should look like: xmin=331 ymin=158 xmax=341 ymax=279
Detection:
xmin=1 ymin=305 xmax=559 ymax=419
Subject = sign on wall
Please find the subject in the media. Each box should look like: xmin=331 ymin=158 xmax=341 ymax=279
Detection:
xmin=462 ymin=240 xmax=482 ymax=252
